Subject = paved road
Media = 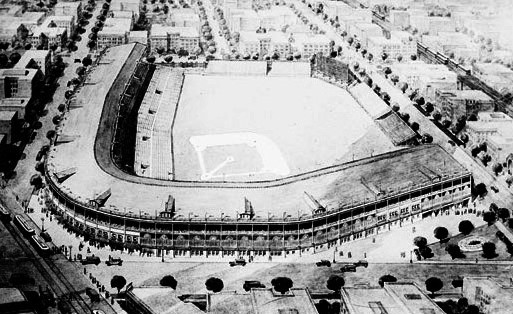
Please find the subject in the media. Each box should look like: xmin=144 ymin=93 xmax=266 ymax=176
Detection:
xmin=203 ymin=0 xmax=229 ymax=58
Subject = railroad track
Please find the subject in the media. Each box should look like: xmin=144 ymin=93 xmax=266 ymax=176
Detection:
xmin=4 ymin=221 xmax=92 ymax=314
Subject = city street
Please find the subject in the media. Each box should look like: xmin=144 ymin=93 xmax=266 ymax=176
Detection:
xmin=203 ymin=0 xmax=229 ymax=57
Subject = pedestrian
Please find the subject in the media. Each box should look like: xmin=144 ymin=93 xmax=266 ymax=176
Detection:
xmin=476 ymin=258 xmax=478 ymax=264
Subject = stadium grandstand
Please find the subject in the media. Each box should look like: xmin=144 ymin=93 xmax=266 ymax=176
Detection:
xmin=134 ymin=67 xmax=184 ymax=180
xmin=268 ymin=62 xmax=311 ymax=77
xmin=206 ymin=61 xmax=268 ymax=76
xmin=44 ymin=45 xmax=473 ymax=257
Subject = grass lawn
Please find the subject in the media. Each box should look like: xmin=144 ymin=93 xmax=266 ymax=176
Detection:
xmin=428 ymin=223 xmax=513 ymax=261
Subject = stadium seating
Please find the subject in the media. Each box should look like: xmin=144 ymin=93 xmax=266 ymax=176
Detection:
xmin=134 ymin=68 xmax=184 ymax=180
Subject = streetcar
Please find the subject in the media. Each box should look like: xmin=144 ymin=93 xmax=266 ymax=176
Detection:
xmin=14 ymin=214 xmax=36 ymax=236
xmin=31 ymin=234 xmax=51 ymax=256
xmin=0 ymin=203 xmax=11 ymax=222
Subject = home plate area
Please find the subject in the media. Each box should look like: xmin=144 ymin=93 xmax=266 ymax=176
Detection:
xmin=190 ymin=132 xmax=290 ymax=181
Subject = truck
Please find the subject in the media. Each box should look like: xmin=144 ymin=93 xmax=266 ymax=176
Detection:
xmin=229 ymin=258 xmax=247 ymax=267
xmin=81 ymin=255 xmax=101 ymax=266
xmin=243 ymin=281 xmax=265 ymax=291
xmin=340 ymin=264 xmax=357 ymax=272
xmin=106 ymin=256 xmax=123 ymax=266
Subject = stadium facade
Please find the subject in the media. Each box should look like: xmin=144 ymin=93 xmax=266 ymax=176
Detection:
xmin=44 ymin=44 xmax=473 ymax=257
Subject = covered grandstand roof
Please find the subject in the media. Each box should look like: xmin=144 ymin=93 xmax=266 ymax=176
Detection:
xmin=374 ymin=111 xmax=417 ymax=145
xmin=206 ymin=61 xmax=267 ymax=76
xmin=268 ymin=61 xmax=311 ymax=77
xmin=349 ymin=83 xmax=390 ymax=119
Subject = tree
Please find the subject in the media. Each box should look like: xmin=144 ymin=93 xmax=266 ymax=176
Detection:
xmin=446 ymin=244 xmax=464 ymax=259
xmin=381 ymin=52 xmax=388 ymax=61
xmin=492 ymin=163 xmax=503 ymax=175
xmin=82 ymin=56 xmax=93 ymax=67
xmin=76 ymin=66 xmax=86 ymax=76
xmin=421 ymin=133 xmax=433 ymax=144
xmin=164 ymin=55 xmax=173 ymax=63
xmin=30 ymin=174 xmax=43 ymax=188
xmin=498 ymin=208 xmax=510 ymax=222
xmin=271 ymin=277 xmax=293 ymax=294
xmin=425 ymin=277 xmax=443 ymax=296
xmin=410 ymin=122 xmax=420 ymax=132
xmin=400 ymin=82 xmax=408 ymax=93
xmin=433 ymin=227 xmax=449 ymax=243
xmin=205 ymin=277 xmax=224 ymax=293
xmin=87 ymin=40 xmax=96 ymax=50
xmin=383 ymin=67 xmax=392 ymax=76
xmin=506 ymin=176 xmax=513 ymax=188
xmin=413 ymin=236 xmax=427 ymax=248
xmin=425 ymin=102 xmax=434 ymax=114
xmin=159 ymin=275 xmax=177 ymax=289
xmin=146 ymin=55 xmax=156 ymax=63
xmin=441 ymin=119 xmax=451 ymax=129
xmin=458 ymin=220 xmax=474 ymax=235
xmin=482 ymin=242 xmax=497 ymax=258
xmin=410 ymin=54 xmax=417 ymax=61
xmin=432 ymin=111 xmax=442 ymax=122
xmin=316 ymin=300 xmax=331 ymax=313
xmin=482 ymin=211 xmax=496 ymax=225
xmin=58 ymin=103 xmax=66 ymax=112
xmin=110 ymin=275 xmax=126 ymax=293
xmin=326 ymin=275 xmax=345 ymax=293
xmin=156 ymin=46 xmax=165 ymax=55
xmin=9 ymin=52 xmax=21 ymax=65
xmin=490 ymin=203 xmax=499 ymax=213
xmin=0 ymin=54 xmax=8 ymax=68
xmin=378 ymin=274 xmax=397 ymax=287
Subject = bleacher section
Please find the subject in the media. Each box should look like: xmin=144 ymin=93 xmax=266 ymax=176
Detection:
xmin=134 ymin=68 xmax=184 ymax=180
xmin=206 ymin=61 xmax=267 ymax=76
xmin=268 ymin=62 xmax=311 ymax=77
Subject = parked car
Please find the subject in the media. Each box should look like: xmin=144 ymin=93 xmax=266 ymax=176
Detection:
xmin=74 ymin=58 xmax=82 ymax=63
xmin=40 ymin=231 xmax=52 ymax=242
xmin=340 ymin=264 xmax=357 ymax=272
xmin=491 ymin=186 xmax=499 ymax=193
xmin=354 ymin=260 xmax=368 ymax=268
xmin=81 ymin=255 xmax=101 ymax=265
xmin=316 ymin=260 xmax=332 ymax=267
xmin=243 ymin=280 xmax=265 ymax=291
xmin=229 ymin=258 xmax=246 ymax=267
xmin=105 ymin=256 xmax=123 ymax=266
xmin=86 ymin=288 xmax=100 ymax=302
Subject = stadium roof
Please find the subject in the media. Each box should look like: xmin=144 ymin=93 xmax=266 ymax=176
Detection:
xmin=374 ymin=111 xmax=417 ymax=145
xmin=46 ymin=44 xmax=470 ymax=219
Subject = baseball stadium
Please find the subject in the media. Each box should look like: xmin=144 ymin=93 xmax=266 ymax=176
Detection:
xmin=44 ymin=43 xmax=472 ymax=257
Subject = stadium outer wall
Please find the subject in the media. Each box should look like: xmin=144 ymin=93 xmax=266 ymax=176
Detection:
xmin=44 ymin=52 xmax=473 ymax=258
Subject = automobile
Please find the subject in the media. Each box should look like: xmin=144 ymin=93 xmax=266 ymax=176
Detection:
xmin=74 ymin=58 xmax=82 ymax=63
xmin=491 ymin=186 xmax=499 ymax=193
xmin=229 ymin=258 xmax=247 ymax=267
xmin=106 ymin=256 xmax=123 ymax=266
xmin=188 ymin=55 xmax=197 ymax=60
xmin=243 ymin=280 xmax=265 ymax=291
xmin=86 ymin=288 xmax=100 ymax=302
xmin=354 ymin=260 xmax=368 ymax=268
xmin=316 ymin=260 xmax=332 ymax=267
xmin=40 ymin=231 xmax=52 ymax=242
xmin=81 ymin=255 xmax=101 ymax=265
xmin=340 ymin=264 xmax=357 ymax=272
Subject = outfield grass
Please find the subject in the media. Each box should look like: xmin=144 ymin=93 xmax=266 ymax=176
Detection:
xmin=173 ymin=75 xmax=397 ymax=182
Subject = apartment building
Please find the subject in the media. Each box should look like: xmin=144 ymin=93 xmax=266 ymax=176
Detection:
xmin=435 ymin=89 xmax=494 ymax=122
xmin=150 ymin=25 xmax=199 ymax=53
xmin=349 ymin=23 xmax=383 ymax=47
xmin=14 ymin=50 xmax=52 ymax=77
xmin=97 ymin=18 xmax=132 ymax=50
xmin=54 ymin=1 xmax=82 ymax=20
xmin=29 ymin=26 xmax=68 ymax=50
xmin=0 ymin=68 xmax=42 ymax=117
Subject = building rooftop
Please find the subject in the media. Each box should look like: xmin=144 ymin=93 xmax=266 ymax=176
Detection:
xmin=437 ymin=89 xmax=493 ymax=102
xmin=342 ymin=282 xmax=445 ymax=314
xmin=111 ymin=10 xmax=134 ymax=19
xmin=150 ymin=25 xmax=199 ymax=37
xmin=0 ymin=68 xmax=38 ymax=79
xmin=128 ymin=286 xmax=203 ymax=314
xmin=349 ymin=83 xmax=390 ymax=119
xmin=0 ymin=111 xmax=17 ymax=121
xmin=54 ymin=2 xmax=81 ymax=10
xmin=45 ymin=15 xmax=74 ymax=23
xmin=208 ymin=288 xmax=318 ymax=314
xmin=14 ymin=50 xmax=50 ymax=69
